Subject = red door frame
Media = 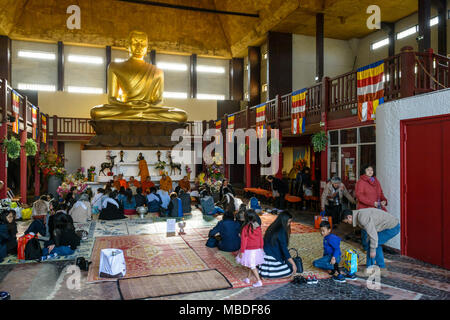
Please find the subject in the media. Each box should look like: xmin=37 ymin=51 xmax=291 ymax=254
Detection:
xmin=400 ymin=113 xmax=450 ymax=257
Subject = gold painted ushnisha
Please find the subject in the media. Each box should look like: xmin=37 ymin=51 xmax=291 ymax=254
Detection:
xmin=90 ymin=30 xmax=187 ymax=122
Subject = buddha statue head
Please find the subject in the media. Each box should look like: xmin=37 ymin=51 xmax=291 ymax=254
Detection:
xmin=127 ymin=30 xmax=148 ymax=60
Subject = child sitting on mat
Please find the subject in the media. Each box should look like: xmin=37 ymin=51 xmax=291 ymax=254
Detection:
xmin=236 ymin=210 xmax=265 ymax=287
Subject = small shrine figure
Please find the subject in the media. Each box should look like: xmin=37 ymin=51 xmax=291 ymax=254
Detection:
xmin=119 ymin=150 xmax=125 ymax=162
xmin=178 ymin=218 xmax=186 ymax=235
xmin=156 ymin=150 xmax=161 ymax=162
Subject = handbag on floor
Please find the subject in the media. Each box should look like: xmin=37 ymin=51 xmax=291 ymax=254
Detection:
xmin=343 ymin=249 xmax=358 ymax=274
xmin=314 ymin=211 xmax=333 ymax=229
xmin=99 ymin=248 xmax=127 ymax=278
xmin=288 ymin=248 xmax=303 ymax=274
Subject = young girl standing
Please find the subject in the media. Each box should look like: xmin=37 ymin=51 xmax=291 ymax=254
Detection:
xmin=236 ymin=210 xmax=265 ymax=287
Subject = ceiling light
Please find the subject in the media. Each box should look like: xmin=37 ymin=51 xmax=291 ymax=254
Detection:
xmin=67 ymin=55 xmax=104 ymax=64
xmin=157 ymin=62 xmax=188 ymax=71
xmin=196 ymin=65 xmax=225 ymax=73
xmin=371 ymin=38 xmax=389 ymax=50
xmin=262 ymin=84 xmax=268 ymax=92
xmin=17 ymin=83 xmax=56 ymax=91
xmin=18 ymin=50 xmax=56 ymax=60
xmin=197 ymin=93 xmax=225 ymax=100
xmin=67 ymin=86 xmax=103 ymax=94
xmin=163 ymin=91 xmax=188 ymax=98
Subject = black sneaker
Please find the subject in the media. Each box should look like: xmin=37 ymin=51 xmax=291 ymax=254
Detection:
xmin=332 ymin=274 xmax=346 ymax=283
xmin=306 ymin=275 xmax=316 ymax=285
xmin=345 ymin=273 xmax=358 ymax=281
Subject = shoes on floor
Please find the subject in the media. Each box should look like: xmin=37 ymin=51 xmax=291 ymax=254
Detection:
xmin=41 ymin=253 xmax=58 ymax=262
xmin=306 ymin=275 xmax=316 ymax=285
xmin=345 ymin=273 xmax=358 ymax=281
xmin=333 ymin=274 xmax=346 ymax=283
xmin=242 ymin=278 xmax=250 ymax=284
xmin=252 ymin=280 xmax=263 ymax=287
xmin=311 ymin=275 xmax=318 ymax=284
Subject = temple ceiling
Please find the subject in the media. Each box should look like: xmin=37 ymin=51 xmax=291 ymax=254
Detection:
xmin=0 ymin=0 xmax=418 ymax=58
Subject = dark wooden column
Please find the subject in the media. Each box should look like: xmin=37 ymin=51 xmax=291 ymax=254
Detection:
xmin=435 ymin=0 xmax=447 ymax=55
xmin=57 ymin=41 xmax=64 ymax=91
xmin=229 ymin=58 xmax=244 ymax=101
xmin=34 ymin=108 xmax=41 ymax=198
xmin=267 ymin=32 xmax=292 ymax=100
xmin=316 ymin=13 xmax=324 ymax=83
xmin=382 ymin=22 xmax=396 ymax=57
xmin=106 ymin=46 xmax=112 ymax=92
xmin=20 ymin=97 xmax=28 ymax=204
xmin=0 ymin=79 xmax=8 ymax=199
xmin=418 ymin=0 xmax=431 ymax=52
xmin=248 ymin=46 xmax=260 ymax=106
xmin=0 ymin=36 xmax=11 ymax=82
xmin=149 ymin=49 xmax=156 ymax=65
xmin=190 ymin=54 xmax=197 ymax=98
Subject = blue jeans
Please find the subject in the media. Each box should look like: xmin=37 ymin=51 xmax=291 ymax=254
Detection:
xmin=313 ymin=254 xmax=341 ymax=271
xmin=212 ymin=206 xmax=224 ymax=215
xmin=42 ymin=246 xmax=74 ymax=257
xmin=361 ymin=223 xmax=400 ymax=268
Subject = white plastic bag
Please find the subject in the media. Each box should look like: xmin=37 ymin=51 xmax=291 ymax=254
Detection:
xmin=99 ymin=248 xmax=127 ymax=278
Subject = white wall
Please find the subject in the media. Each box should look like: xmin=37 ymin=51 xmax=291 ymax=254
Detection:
xmin=64 ymin=142 xmax=82 ymax=175
xmin=292 ymin=34 xmax=356 ymax=91
xmin=376 ymin=88 xmax=450 ymax=249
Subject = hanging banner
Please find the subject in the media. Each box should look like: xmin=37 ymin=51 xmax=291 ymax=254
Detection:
xmin=291 ymin=88 xmax=307 ymax=135
xmin=215 ymin=120 xmax=222 ymax=145
xmin=31 ymin=105 xmax=38 ymax=140
xmin=41 ymin=114 xmax=47 ymax=144
xmin=227 ymin=115 xmax=235 ymax=143
xmin=357 ymin=60 xmax=384 ymax=122
xmin=11 ymin=90 xmax=20 ymax=134
xmin=255 ymin=103 xmax=266 ymax=139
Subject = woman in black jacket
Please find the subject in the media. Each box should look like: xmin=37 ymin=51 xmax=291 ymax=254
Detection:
xmin=219 ymin=179 xmax=235 ymax=201
xmin=0 ymin=210 xmax=18 ymax=262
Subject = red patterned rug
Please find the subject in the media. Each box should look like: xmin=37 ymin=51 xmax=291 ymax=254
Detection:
xmin=87 ymin=234 xmax=209 ymax=283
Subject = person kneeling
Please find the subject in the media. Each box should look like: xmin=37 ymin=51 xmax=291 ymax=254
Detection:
xmin=207 ymin=211 xmax=241 ymax=252
xmin=168 ymin=192 xmax=183 ymax=218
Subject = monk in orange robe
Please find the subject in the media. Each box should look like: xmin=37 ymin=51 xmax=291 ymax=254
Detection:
xmin=159 ymin=173 xmax=173 ymax=192
xmin=141 ymin=176 xmax=155 ymax=194
xmin=128 ymin=176 xmax=141 ymax=188
xmin=118 ymin=174 xmax=128 ymax=189
xmin=178 ymin=176 xmax=191 ymax=192
xmin=137 ymin=154 xmax=150 ymax=183
xmin=112 ymin=175 xmax=121 ymax=190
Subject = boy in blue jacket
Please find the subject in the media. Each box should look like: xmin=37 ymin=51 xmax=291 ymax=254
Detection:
xmin=313 ymin=221 xmax=347 ymax=283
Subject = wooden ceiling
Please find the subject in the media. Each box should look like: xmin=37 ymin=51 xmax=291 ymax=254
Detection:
xmin=0 ymin=0 xmax=418 ymax=58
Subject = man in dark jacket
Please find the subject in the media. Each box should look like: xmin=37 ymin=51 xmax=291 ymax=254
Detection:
xmin=207 ymin=211 xmax=241 ymax=252
xmin=266 ymin=175 xmax=288 ymax=210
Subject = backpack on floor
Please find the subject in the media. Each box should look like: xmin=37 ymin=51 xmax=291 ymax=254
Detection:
xmin=249 ymin=197 xmax=261 ymax=210
xmin=24 ymin=236 xmax=42 ymax=260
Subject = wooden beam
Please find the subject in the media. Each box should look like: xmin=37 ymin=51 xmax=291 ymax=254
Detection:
xmin=57 ymin=41 xmax=64 ymax=91
xmin=381 ymin=22 xmax=396 ymax=57
xmin=418 ymin=0 xmax=431 ymax=52
xmin=316 ymin=13 xmax=324 ymax=82
xmin=267 ymin=32 xmax=292 ymax=100
xmin=435 ymin=0 xmax=447 ymax=55
xmin=0 ymin=36 xmax=11 ymax=83
xmin=190 ymin=54 xmax=197 ymax=99
xmin=248 ymin=46 xmax=260 ymax=106
xmin=229 ymin=58 xmax=243 ymax=101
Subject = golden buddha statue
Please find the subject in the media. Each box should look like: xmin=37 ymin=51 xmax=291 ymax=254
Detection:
xmin=90 ymin=30 xmax=188 ymax=122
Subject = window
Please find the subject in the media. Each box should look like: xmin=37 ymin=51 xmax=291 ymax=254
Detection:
xmin=329 ymin=131 xmax=339 ymax=145
xmin=396 ymin=16 xmax=439 ymax=40
xmin=156 ymin=53 xmax=189 ymax=98
xmin=359 ymin=126 xmax=376 ymax=143
xmin=111 ymin=48 xmax=129 ymax=63
xmin=197 ymin=57 xmax=229 ymax=100
xmin=340 ymin=128 xmax=357 ymax=144
xmin=64 ymin=45 xmax=106 ymax=93
xmin=371 ymin=38 xmax=389 ymax=50
xmin=11 ymin=40 xmax=58 ymax=91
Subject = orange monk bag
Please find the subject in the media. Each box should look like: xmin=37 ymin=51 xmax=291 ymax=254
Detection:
xmin=17 ymin=233 xmax=38 ymax=260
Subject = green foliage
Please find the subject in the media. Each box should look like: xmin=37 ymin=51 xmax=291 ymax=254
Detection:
xmin=311 ymin=131 xmax=328 ymax=152
xmin=4 ymin=136 xmax=21 ymax=159
xmin=25 ymin=138 xmax=38 ymax=157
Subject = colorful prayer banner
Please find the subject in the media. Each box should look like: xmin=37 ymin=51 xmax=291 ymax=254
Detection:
xmin=255 ymin=103 xmax=266 ymax=138
xmin=357 ymin=60 xmax=385 ymax=122
xmin=41 ymin=114 xmax=47 ymax=144
xmin=227 ymin=115 xmax=235 ymax=143
xmin=11 ymin=90 xmax=20 ymax=134
xmin=291 ymin=88 xmax=307 ymax=135
xmin=31 ymin=105 xmax=38 ymax=140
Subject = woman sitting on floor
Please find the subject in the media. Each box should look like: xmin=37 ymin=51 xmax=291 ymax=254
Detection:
xmin=117 ymin=187 xmax=127 ymax=207
xmin=147 ymin=187 xmax=162 ymax=214
xmin=135 ymin=187 xmax=148 ymax=208
xmin=98 ymin=191 xmax=127 ymax=221
xmin=0 ymin=210 xmax=18 ymax=262
xmin=167 ymin=192 xmax=183 ymax=218
xmin=68 ymin=193 xmax=92 ymax=223
xmin=157 ymin=188 xmax=171 ymax=216
xmin=258 ymin=211 xmax=297 ymax=279
xmin=207 ymin=210 xmax=241 ymax=252
xmin=91 ymin=188 xmax=105 ymax=215
xmin=123 ymin=189 xmax=137 ymax=216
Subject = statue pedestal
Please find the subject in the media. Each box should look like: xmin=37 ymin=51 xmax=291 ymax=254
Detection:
xmin=85 ymin=120 xmax=188 ymax=149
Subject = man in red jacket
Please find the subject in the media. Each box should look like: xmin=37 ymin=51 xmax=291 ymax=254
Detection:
xmin=355 ymin=165 xmax=387 ymax=211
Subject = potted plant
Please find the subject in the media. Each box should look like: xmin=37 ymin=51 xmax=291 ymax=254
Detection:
xmin=311 ymin=131 xmax=328 ymax=152
xmin=3 ymin=136 xmax=21 ymax=159
xmin=25 ymin=138 xmax=38 ymax=157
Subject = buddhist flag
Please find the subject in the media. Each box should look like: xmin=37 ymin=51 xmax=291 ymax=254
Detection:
xmin=227 ymin=115 xmax=235 ymax=143
xmin=357 ymin=60 xmax=385 ymax=122
xmin=31 ymin=105 xmax=38 ymax=140
xmin=291 ymin=88 xmax=307 ymax=134
xmin=41 ymin=114 xmax=47 ymax=144
xmin=255 ymin=103 xmax=266 ymax=138
xmin=215 ymin=120 xmax=222 ymax=144
xmin=11 ymin=90 xmax=20 ymax=134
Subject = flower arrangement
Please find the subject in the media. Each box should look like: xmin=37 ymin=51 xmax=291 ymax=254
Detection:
xmin=294 ymin=159 xmax=307 ymax=171
xmin=3 ymin=136 xmax=21 ymax=159
xmin=311 ymin=131 xmax=328 ymax=152
xmin=56 ymin=174 xmax=88 ymax=198
xmin=74 ymin=168 xmax=86 ymax=181
xmin=25 ymin=138 xmax=38 ymax=157
xmin=87 ymin=166 xmax=96 ymax=182
xmin=39 ymin=150 xmax=66 ymax=179
xmin=205 ymin=154 xmax=224 ymax=191
xmin=155 ymin=160 xmax=166 ymax=170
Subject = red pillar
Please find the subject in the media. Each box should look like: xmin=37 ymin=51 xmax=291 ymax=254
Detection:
xmin=245 ymin=135 xmax=251 ymax=188
xmin=20 ymin=97 xmax=28 ymax=204
xmin=320 ymin=77 xmax=330 ymax=199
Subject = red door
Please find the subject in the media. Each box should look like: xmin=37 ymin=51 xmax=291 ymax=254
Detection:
xmin=401 ymin=115 xmax=450 ymax=269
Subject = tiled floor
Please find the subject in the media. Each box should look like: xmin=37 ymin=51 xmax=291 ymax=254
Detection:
xmin=0 ymin=207 xmax=449 ymax=300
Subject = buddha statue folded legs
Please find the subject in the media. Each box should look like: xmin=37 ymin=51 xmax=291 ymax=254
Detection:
xmin=90 ymin=103 xmax=188 ymax=122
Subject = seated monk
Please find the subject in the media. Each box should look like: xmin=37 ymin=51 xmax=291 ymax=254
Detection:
xmin=178 ymin=176 xmax=191 ymax=192
xmin=112 ymin=175 xmax=121 ymax=190
xmin=159 ymin=173 xmax=173 ymax=193
xmin=90 ymin=30 xmax=187 ymax=122
xmin=128 ymin=176 xmax=141 ymax=188
xmin=141 ymin=176 xmax=155 ymax=194
xmin=118 ymin=174 xmax=128 ymax=189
